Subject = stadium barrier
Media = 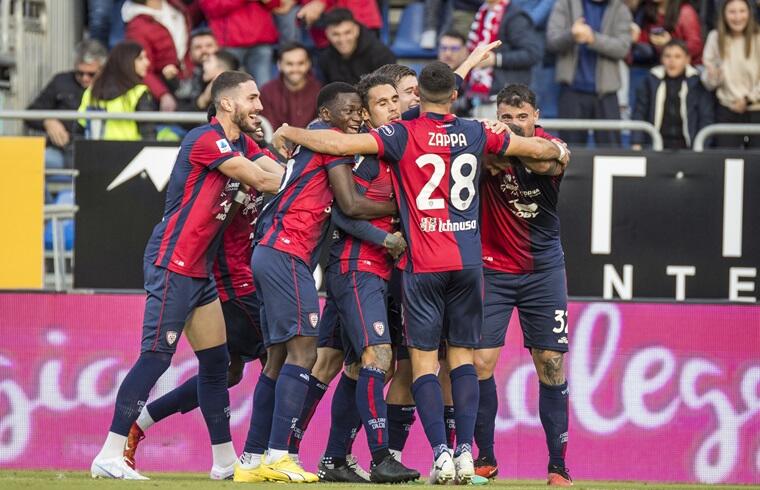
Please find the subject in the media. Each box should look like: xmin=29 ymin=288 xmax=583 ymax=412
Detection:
xmin=0 ymin=292 xmax=757 ymax=484
xmin=70 ymin=143 xmax=760 ymax=303
xmin=693 ymin=123 xmax=760 ymax=151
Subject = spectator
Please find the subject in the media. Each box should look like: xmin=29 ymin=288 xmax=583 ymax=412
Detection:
xmin=87 ymin=0 xmax=115 ymax=47
xmin=632 ymin=40 xmax=713 ymax=149
xmin=260 ymin=42 xmax=323 ymax=129
xmin=273 ymin=0 xmax=301 ymax=45
xmin=374 ymin=64 xmax=420 ymax=112
xmin=701 ymin=0 xmax=760 ymax=148
xmin=199 ymin=0 xmax=279 ymax=86
xmin=297 ymin=0 xmax=384 ymax=49
xmin=176 ymin=28 xmax=220 ymax=111
xmin=25 ymin=39 xmax=107 ymax=170
xmin=438 ymin=30 xmax=470 ymax=69
xmin=77 ymin=41 xmax=157 ymax=141
xmin=631 ymin=0 xmax=703 ymax=67
xmin=122 ymin=0 xmax=198 ymax=112
xmin=195 ymin=50 xmax=241 ymax=110
xmin=547 ymin=0 xmax=633 ymax=145
xmin=466 ymin=0 xmax=541 ymax=110
xmin=318 ymin=9 xmax=396 ymax=84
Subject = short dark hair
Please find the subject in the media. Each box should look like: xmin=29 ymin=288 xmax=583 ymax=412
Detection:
xmin=316 ymin=81 xmax=358 ymax=111
xmin=439 ymin=30 xmax=467 ymax=45
xmin=662 ymin=39 xmax=690 ymax=56
xmin=276 ymin=41 xmax=310 ymax=61
xmin=418 ymin=61 xmax=456 ymax=104
xmin=214 ymin=50 xmax=240 ymax=71
xmin=496 ymin=84 xmax=537 ymax=109
xmin=322 ymin=8 xmax=356 ymax=28
xmin=190 ymin=27 xmax=215 ymax=42
xmin=356 ymin=73 xmax=396 ymax=108
xmin=211 ymin=70 xmax=254 ymax=107
xmin=373 ymin=64 xmax=416 ymax=85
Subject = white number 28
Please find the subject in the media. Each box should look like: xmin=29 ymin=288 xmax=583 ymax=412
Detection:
xmin=415 ymin=153 xmax=477 ymax=211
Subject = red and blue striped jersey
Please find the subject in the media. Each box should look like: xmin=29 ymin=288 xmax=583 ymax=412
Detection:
xmin=329 ymin=151 xmax=398 ymax=281
xmin=370 ymin=112 xmax=510 ymax=273
xmin=255 ymin=126 xmax=354 ymax=265
xmin=480 ymin=127 xmax=566 ymax=273
xmin=145 ymin=117 xmax=264 ymax=278
xmin=213 ymin=189 xmax=265 ymax=302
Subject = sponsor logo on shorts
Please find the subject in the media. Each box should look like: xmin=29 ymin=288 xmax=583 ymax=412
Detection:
xmin=309 ymin=312 xmax=319 ymax=328
xmin=558 ymin=336 xmax=568 ymax=344
xmin=216 ymin=138 xmax=232 ymax=153
xmin=373 ymin=321 xmax=385 ymax=336
xmin=166 ymin=330 xmax=178 ymax=345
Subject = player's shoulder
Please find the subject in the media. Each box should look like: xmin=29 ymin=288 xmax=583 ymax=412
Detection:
xmin=183 ymin=123 xmax=222 ymax=148
xmin=374 ymin=119 xmax=409 ymax=138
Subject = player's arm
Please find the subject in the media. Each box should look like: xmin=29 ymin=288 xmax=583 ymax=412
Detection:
xmin=454 ymin=40 xmax=502 ymax=79
xmin=273 ymin=125 xmax=379 ymax=157
xmin=518 ymin=143 xmax=570 ymax=176
xmin=218 ymin=155 xmax=284 ymax=194
xmin=331 ymin=207 xmax=407 ymax=258
xmin=328 ymin=164 xmax=397 ymax=219
xmin=503 ymin=135 xmax=569 ymax=166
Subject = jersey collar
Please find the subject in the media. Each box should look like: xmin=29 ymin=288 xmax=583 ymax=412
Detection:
xmin=422 ymin=112 xmax=456 ymax=123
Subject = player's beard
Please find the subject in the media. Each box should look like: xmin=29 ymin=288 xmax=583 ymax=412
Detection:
xmin=232 ymin=104 xmax=258 ymax=134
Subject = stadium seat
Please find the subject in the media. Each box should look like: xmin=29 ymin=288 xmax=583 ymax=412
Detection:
xmin=391 ymin=3 xmax=437 ymax=59
xmin=44 ymin=190 xmax=74 ymax=251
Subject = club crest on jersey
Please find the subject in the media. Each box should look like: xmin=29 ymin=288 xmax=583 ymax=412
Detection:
xmin=420 ymin=217 xmax=438 ymax=232
xmin=216 ymin=138 xmax=232 ymax=153
xmin=378 ymin=124 xmax=395 ymax=137
xmin=309 ymin=312 xmax=319 ymax=328
xmin=373 ymin=321 xmax=385 ymax=336
xmin=166 ymin=331 xmax=178 ymax=346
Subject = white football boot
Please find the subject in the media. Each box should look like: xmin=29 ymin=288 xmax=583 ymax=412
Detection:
xmin=91 ymin=456 xmax=149 ymax=480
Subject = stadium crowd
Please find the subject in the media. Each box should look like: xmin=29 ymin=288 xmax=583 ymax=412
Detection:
xmin=26 ymin=0 xmax=760 ymax=168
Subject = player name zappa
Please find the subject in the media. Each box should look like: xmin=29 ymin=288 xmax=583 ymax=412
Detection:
xmin=428 ymin=132 xmax=468 ymax=147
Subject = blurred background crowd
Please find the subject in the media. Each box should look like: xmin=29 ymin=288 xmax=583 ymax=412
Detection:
xmin=20 ymin=0 xmax=760 ymax=174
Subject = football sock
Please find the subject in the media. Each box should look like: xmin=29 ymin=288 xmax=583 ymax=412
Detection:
xmin=211 ymin=441 xmax=236 ymax=469
xmin=196 ymin=344 xmax=232 ymax=446
xmin=451 ymin=364 xmax=478 ymax=455
xmin=239 ymin=451 xmax=262 ymax=469
xmin=243 ymin=373 xmax=276 ymax=454
xmin=324 ymin=373 xmax=361 ymax=459
xmin=268 ymin=364 xmax=310 ymax=451
xmin=475 ymin=376 xmax=497 ymax=461
xmin=109 ymin=351 xmax=171 ymax=437
xmin=135 ymin=407 xmax=156 ymax=432
xmin=387 ymin=404 xmax=416 ymax=452
xmin=95 ymin=432 xmax=128 ymax=461
xmin=267 ymin=448 xmax=289 ymax=464
xmin=142 ymin=374 xmax=199 ymax=429
xmin=288 ymin=376 xmax=328 ymax=454
xmin=346 ymin=419 xmax=362 ymax=455
xmin=540 ymin=381 xmax=569 ymax=468
xmin=356 ymin=367 xmax=390 ymax=464
xmin=444 ymin=405 xmax=456 ymax=449
xmin=411 ymin=374 xmax=447 ymax=450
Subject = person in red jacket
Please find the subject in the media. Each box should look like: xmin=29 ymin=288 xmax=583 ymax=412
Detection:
xmin=199 ymin=0 xmax=280 ymax=87
xmin=631 ymin=0 xmax=703 ymax=67
xmin=122 ymin=0 xmax=201 ymax=112
xmin=297 ymin=0 xmax=383 ymax=49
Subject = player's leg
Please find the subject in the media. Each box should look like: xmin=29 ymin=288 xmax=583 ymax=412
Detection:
xmin=473 ymin=269 xmax=517 ymax=478
xmin=444 ymin=267 xmax=486 ymax=484
xmin=438 ymin=348 xmax=456 ymax=450
xmin=404 ymin=271 xmax=454 ymax=485
xmin=519 ymin=268 xmax=571 ymax=487
xmin=91 ymin=263 xmax=199 ymax=480
xmin=289 ymin=295 xmax=344 ymax=457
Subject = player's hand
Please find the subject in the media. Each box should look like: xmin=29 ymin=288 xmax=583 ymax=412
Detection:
xmin=271 ymin=124 xmax=291 ymax=157
xmin=273 ymin=0 xmax=296 ymax=15
xmin=384 ymin=231 xmax=407 ymax=259
xmin=469 ymin=40 xmax=502 ymax=66
xmin=162 ymin=64 xmax=180 ymax=80
xmin=43 ymin=119 xmax=70 ymax=147
xmin=482 ymin=119 xmax=512 ymax=135
xmin=159 ymin=93 xmax=177 ymax=112
xmin=555 ymin=140 xmax=571 ymax=167
xmin=297 ymin=0 xmax=326 ymax=26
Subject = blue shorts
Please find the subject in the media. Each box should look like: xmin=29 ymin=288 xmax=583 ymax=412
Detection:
xmin=402 ymin=268 xmax=483 ymax=351
xmin=318 ymin=295 xmax=343 ymax=351
xmin=252 ymin=246 xmax=320 ymax=347
xmin=480 ymin=267 xmax=569 ymax=352
xmin=327 ymin=269 xmax=391 ymax=365
xmin=141 ymin=261 xmax=218 ymax=354
xmin=222 ymin=292 xmax=266 ymax=362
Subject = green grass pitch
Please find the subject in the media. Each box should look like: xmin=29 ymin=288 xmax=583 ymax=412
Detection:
xmin=1 ymin=471 xmax=758 ymax=490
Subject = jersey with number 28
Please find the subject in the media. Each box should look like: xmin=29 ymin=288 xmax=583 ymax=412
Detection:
xmin=370 ymin=112 xmax=510 ymax=273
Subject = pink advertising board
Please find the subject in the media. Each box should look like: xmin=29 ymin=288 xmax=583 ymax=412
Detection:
xmin=0 ymin=293 xmax=758 ymax=484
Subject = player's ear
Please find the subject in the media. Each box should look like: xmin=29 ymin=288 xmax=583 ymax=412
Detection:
xmin=361 ymin=107 xmax=370 ymax=123
xmin=318 ymin=105 xmax=331 ymax=123
xmin=535 ymin=108 xmax=540 ymax=122
xmin=219 ymin=95 xmax=233 ymax=113
xmin=450 ymin=89 xmax=458 ymax=103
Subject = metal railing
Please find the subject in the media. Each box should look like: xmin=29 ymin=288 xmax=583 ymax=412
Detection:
xmin=45 ymin=202 xmax=77 ymax=291
xmin=693 ymin=124 xmax=760 ymax=151
xmin=539 ymin=119 xmax=664 ymax=150
xmin=0 ymin=110 xmax=274 ymax=141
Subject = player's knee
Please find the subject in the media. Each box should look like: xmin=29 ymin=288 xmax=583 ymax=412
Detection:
xmin=533 ymin=349 xmax=565 ymax=385
xmin=473 ymin=351 xmax=497 ymax=379
xmin=227 ymin=355 xmax=244 ymax=387
xmin=262 ymin=345 xmax=287 ymax=378
xmin=285 ymin=337 xmax=318 ymax=370
xmin=362 ymin=344 xmax=392 ymax=373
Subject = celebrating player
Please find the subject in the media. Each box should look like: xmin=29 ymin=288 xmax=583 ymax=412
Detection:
xmin=475 ymin=84 xmax=572 ymax=486
xmin=272 ymin=61 xmax=567 ymax=484
xmin=90 ymin=71 xmax=284 ymax=480
xmin=234 ymin=82 xmax=396 ymax=483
